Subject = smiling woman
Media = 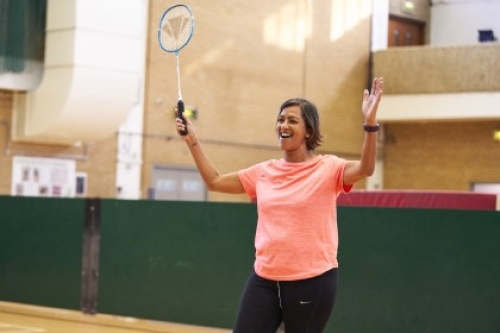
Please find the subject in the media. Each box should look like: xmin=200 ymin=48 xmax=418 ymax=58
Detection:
xmin=174 ymin=77 xmax=384 ymax=332
xmin=276 ymin=98 xmax=323 ymax=155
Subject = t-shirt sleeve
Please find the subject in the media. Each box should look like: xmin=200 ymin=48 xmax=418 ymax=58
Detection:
xmin=237 ymin=163 xmax=263 ymax=199
xmin=328 ymin=155 xmax=353 ymax=194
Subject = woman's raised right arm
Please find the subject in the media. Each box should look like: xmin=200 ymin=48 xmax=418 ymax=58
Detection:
xmin=176 ymin=116 xmax=245 ymax=194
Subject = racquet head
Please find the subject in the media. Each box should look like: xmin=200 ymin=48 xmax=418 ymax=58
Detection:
xmin=158 ymin=4 xmax=194 ymax=54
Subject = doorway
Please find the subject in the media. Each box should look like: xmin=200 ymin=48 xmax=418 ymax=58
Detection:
xmin=388 ymin=15 xmax=425 ymax=47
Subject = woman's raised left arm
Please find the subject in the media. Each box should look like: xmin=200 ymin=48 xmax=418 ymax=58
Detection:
xmin=344 ymin=77 xmax=384 ymax=185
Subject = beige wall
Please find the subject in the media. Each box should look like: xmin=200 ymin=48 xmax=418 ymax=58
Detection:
xmin=384 ymin=121 xmax=500 ymax=190
xmin=0 ymin=0 xmax=371 ymax=201
xmin=375 ymin=43 xmax=500 ymax=94
xmin=374 ymin=42 xmax=500 ymax=191
xmin=1 ymin=0 xmax=372 ymax=201
xmin=0 ymin=91 xmax=13 ymax=194
xmin=3 ymin=1 xmax=496 ymax=199
xmin=143 ymin=0 xmax=373 ymax=201
xmin=0 ymin=90 xmax=118 ymax=198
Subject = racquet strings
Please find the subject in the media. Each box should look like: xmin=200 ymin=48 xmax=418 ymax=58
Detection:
xmin=159 ymin=6 xmax=193 ymax=53
xmin=159 ymin=6 xmax=194 ymax=101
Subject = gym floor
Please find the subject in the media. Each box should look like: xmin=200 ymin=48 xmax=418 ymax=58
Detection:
xmin=0 ymin=301 xmax=231 ymax=333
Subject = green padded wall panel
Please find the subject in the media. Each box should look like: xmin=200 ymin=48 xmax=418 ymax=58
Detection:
xmin=0 ymin=196 xmax=84 ymax=310
xmin=329 ymin=207 xmax=500 ymax=333
xmin=98 ymin=200 xmax=256 ymax=328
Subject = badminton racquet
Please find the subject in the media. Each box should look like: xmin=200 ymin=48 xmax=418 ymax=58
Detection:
xmin=158 ymin=4 xmax=195 ymax=135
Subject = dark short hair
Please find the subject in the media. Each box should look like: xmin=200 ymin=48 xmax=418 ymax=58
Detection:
xmin=278 ymin=98 xmax=323 ymax=151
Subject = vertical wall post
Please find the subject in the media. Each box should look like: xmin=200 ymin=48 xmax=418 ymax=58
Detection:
xmin=81 ymin=198 xmax=101 ymax=314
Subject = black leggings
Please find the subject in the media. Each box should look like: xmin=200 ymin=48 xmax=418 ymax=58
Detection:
xmin=232 ymin=268 xmax=338 ymax=333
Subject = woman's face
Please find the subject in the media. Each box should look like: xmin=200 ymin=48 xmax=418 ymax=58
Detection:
xmin=276 ymin=105 xmax=309 ymax=151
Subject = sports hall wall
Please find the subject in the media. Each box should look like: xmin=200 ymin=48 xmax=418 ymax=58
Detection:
xmin=142 ymin=0 xmax=373 ymax=202
xmin=0 ymin=0 xmax=371 ymax=200
xmin=374 ymin=43 xmax=500 ymax=190
xmin=383 ymin=121 xmax=500 ymax=190
xmin=1 ymin=196 xmax=499 ymax=332
xmin=0 ymin=90 xmax=119 ymax=197
xmin=1 ymin=0 xmax=499 ymax=199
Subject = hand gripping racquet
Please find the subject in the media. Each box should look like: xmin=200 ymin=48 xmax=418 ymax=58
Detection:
xmin=158 ymin=4 xmax=195 ymax=135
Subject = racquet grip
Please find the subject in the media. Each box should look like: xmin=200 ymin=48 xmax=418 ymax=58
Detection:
xmin=177 ymin=99 xmax=188 ymax=135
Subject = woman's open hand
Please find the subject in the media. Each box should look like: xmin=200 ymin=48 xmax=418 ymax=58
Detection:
xmin=362 ymin=77 xmax=384 ymax=125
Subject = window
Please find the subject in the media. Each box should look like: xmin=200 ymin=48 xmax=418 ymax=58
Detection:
xmin=149 ymin=165 xmax=206 ymax=201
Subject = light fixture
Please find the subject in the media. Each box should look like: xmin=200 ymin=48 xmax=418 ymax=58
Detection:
xmin=494 ymin=129 xmax=500 ymax=142
xmin=401 ymin=0 xmax=415 ymax=14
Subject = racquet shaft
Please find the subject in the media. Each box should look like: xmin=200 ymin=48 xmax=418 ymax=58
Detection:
xmin=175 ymin=53 xmax=187 ymax=135
xmin=176 ymin=53 xmax=182 ymax=100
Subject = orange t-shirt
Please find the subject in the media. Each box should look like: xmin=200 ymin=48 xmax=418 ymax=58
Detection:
xmin=238 ymin=155 xmax=352 ymax=281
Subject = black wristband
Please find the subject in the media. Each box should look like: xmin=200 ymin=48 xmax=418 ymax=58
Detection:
xmin=363 ymin=124 xmax=380 ymax=132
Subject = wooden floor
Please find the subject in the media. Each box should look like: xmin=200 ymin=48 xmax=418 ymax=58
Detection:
xmin=0 ymin=301 xmax=231 ymax=333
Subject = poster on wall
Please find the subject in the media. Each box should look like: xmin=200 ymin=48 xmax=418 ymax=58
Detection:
xmin=11 ymin=156 xmax=76 ymax=197
xmin=75 ymin=172 xmax=87 ymax=197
